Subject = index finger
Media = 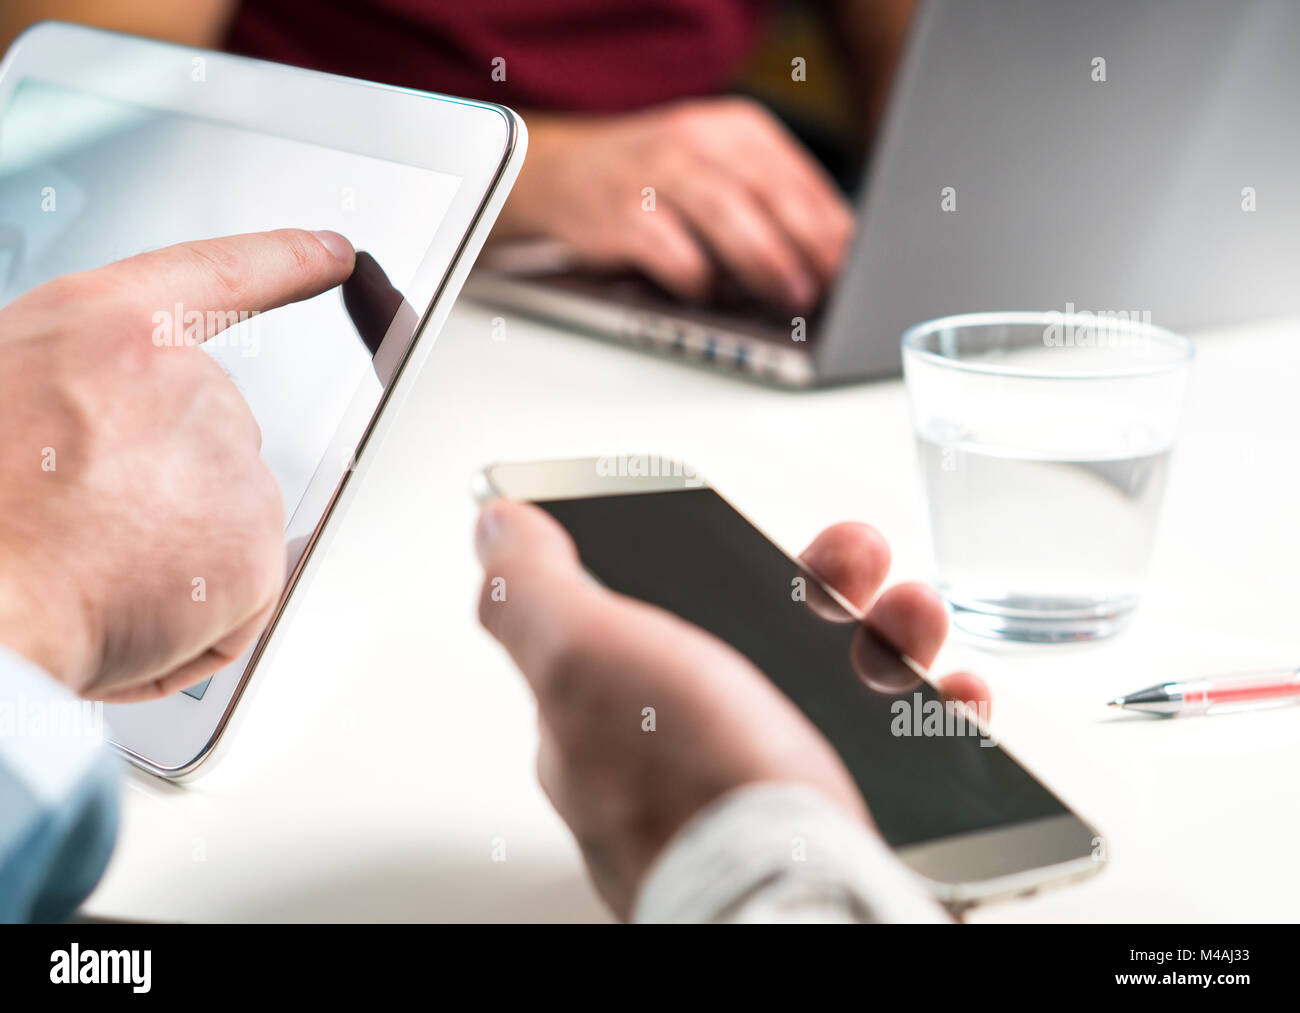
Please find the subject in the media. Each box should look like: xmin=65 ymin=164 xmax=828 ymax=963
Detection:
xmin=103 ymin=228 xmax=356 ymax=343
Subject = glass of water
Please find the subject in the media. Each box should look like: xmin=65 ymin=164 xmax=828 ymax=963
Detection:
xmin=902 ymin=311 xmax=1194 ymax=642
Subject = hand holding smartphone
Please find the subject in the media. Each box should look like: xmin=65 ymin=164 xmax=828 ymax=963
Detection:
xmin=475 ymin=457 xmax=1104 ymax=911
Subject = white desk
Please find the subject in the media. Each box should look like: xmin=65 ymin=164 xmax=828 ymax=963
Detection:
xmin=86 ymin=304 xmax=1300 ymax=922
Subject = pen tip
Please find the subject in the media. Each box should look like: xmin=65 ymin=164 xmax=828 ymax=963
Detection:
xmin=1108 ymin=697 xmax=1125 ymax=708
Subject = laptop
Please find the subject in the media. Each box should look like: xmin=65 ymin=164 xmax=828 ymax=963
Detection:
xmin=466 ymin=0 xmax=1300 ymax=387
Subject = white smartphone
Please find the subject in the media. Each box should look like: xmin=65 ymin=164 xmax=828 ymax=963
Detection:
xmin=476 ymin=457 xmax=1106 ymax=908
xmin=0 ymin=23 xmax=527 ymax=777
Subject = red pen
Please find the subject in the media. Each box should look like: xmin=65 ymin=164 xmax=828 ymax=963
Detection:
xmin=1109 ymin=666 xmax=1300 ymax=716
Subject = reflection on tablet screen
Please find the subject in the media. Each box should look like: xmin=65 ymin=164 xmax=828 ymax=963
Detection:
xmin=182 ymin=679 xmax=211 ymax=701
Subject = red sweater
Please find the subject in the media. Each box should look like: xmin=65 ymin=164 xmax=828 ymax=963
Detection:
xmin=225 ymin=0 xmax=772 ymax=112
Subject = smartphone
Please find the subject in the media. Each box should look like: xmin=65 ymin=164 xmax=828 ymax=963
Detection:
xmin=476 ymin=457 xmax=1105 ymax=907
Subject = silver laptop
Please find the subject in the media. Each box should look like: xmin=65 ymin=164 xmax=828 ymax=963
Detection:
xmin=467 ymin=0 xmax=1300 ymax=388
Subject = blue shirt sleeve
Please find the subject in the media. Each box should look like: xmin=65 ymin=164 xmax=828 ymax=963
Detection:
xmin=0 ymin=646 xmax=119 ymax=923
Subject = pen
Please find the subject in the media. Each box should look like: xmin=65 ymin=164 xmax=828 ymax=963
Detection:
xmin=1109 ymin=666 xmax=1300 ymax=716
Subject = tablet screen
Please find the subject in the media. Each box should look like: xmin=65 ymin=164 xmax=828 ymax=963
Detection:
xmin=0 ymin=80 xmax=464 ymax=699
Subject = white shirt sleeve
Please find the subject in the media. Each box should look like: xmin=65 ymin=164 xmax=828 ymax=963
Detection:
xmin=633 ymin=782 xmax=952 ymax=924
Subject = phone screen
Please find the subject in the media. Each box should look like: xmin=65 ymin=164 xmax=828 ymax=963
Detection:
xmin=537 ymin=487 xmax=1074 ymax=850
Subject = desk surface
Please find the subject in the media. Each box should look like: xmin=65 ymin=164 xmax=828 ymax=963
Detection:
xmin=86 ymin=303 xmax=1299 ymax=922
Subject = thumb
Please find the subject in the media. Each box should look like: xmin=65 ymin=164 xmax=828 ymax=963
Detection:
xmin=101 ymin=228 xmax=355 ymax=343
xmin=474 ymin=499 xmax=604 ymax=691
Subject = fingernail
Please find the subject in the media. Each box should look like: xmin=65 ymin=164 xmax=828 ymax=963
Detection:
xmin=311 ymin=229 xmax=354 ymax=263
xmin=475 ymin=502 xmax=510 ymax=564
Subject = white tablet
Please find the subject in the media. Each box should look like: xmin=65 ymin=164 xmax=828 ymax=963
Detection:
xmin=0 ymin=22 xmax=527 ymax=777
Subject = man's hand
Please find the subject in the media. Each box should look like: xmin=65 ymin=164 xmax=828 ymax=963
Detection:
xmin=493 ymin=97 xmax=856 ymax=311
xmin=0 ymin=228 xmax=355 ymax=701
xmin=475 ymin=499 xmax=989 ymax=919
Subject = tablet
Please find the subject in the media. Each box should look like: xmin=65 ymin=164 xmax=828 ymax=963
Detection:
xmin=0 ymin=22 xmax=527 ymax=777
